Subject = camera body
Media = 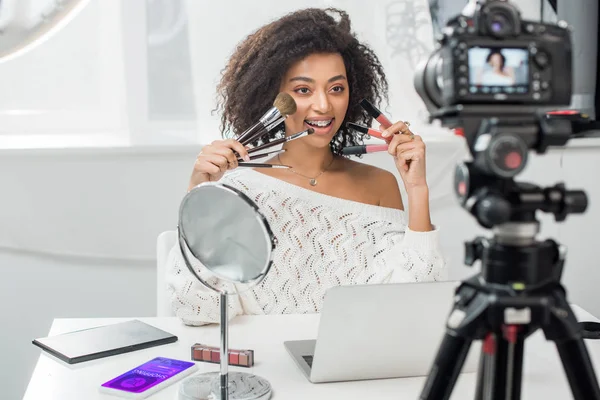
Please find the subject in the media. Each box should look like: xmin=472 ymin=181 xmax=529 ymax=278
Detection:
xmin=414 ymin=0 xmax=586 ymax=229
xmin=442 ymin=23 xmax=572 ymax=106
xmin=416 ymin=0 xmax=573 ymax=112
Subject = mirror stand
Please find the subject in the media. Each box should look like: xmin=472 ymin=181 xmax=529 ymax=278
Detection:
xmin=177 ymin=233 xmax=272 ymax=400
xmin=179 ymin=292 xmax=272 ymax=400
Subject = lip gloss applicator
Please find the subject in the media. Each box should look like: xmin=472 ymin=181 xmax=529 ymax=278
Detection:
xmin=359 ymin=99 xmax=413 ymax=140
xmin=360 ymin=98 xmax=393 ymax=129
xmin=346 ymin=122 xmax=387 ymax=141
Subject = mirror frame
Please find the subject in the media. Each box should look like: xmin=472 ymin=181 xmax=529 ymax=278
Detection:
xmin=177 ymin=182 xmax=276 ymax=295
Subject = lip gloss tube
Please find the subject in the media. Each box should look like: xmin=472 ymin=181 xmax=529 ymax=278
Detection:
xmin=360 ymin=99 xmax=393 ymax=129
xmin=346 ymin=122 xmax=387 ymax=141
xmin=341 ymin=144 xmax=389 ymax=155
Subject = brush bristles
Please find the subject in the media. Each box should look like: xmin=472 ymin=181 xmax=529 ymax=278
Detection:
xmin=306 ymin=128 xmax=314 ymax=135
xmin=273 ymin=92 xmax=297 ymax=116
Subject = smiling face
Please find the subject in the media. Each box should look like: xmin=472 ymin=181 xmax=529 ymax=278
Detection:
xmin=279 ymin=53 xmax=350 ymax=148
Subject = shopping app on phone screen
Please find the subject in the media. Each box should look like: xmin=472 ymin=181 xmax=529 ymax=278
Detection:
xmin=101 ymin=357 xmax=196 ymax=393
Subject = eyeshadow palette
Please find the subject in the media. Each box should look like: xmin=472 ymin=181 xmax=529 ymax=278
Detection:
xmin=191 ymin=343 xmax=254 ymax=368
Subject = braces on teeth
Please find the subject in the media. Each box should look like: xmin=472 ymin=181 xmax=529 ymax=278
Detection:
xmin=306 ymin=120 xmax=332 ymax=127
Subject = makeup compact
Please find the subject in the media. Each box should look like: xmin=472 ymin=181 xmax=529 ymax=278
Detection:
xmin=191 ymin=343 xmax=254 ymax=368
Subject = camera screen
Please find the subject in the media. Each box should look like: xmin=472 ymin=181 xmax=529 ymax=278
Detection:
xmin=468 ymin=47 xmax=529 ymax=94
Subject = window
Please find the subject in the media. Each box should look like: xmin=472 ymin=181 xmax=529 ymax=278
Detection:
xmin=0 ymin=0 xmax=128 ymax=145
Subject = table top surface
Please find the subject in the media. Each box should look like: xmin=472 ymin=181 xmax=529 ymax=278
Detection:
xmin=24 ymin=305 xmax=600 ymax=400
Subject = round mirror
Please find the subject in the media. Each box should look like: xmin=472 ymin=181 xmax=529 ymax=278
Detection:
xmin=177 ymin=182 xmax=275 ymax=400
xmin=178 ymin=182 xmax=275 ymax=293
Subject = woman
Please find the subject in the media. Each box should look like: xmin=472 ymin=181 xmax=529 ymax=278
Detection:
xmin=166 ymin=8 xmax=447 ymax=325
xmin=477 ymin=49 xmax=515 ymax=86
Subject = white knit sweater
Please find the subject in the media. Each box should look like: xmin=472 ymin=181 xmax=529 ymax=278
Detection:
xmin=166 ymin=168 xmax=447 ymax=325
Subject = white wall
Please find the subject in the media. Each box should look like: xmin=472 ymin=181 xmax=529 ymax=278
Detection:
xmin=0 ymin=147 xmax=195 ymax=399
xmin=1 ymin=1 xmax=599 ymax=400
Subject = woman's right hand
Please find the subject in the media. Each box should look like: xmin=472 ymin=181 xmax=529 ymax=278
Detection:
xmin=188 ymin=139 xmax=250 ymax=191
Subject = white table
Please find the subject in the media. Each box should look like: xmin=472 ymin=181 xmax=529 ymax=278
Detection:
xmin=24 ymin=306 xmax=600 ymax=400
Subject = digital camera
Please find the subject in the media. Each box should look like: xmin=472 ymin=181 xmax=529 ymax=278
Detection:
xmin=415 ymin=0 xmax=573 ymax=112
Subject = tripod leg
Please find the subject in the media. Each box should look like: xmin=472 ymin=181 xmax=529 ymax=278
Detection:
xmin=474 ymin=347 xmax=485 ymax=399
xmin=543 ymin=290 xmax=600 ymax=399
xmin=475 ymin=334 xmax=497 ymax=400
xmin=555 ymin=338 xmax=600 ymax=400
xmin=474 ymin=327 xmax=525 ymax=400
xmin=504 ymin=328 xmax=525 ymax=400
xmin=420 ymin=333 xmax=473 ymax=400
xmin=420 ymin=278 xmax=492 ymax=399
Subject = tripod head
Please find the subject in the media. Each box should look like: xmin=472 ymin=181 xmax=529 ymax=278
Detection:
xmin=452 ymin=111 xmax=589 ymax=286
xmin=453 ymin=113 xmax=588 ymax=230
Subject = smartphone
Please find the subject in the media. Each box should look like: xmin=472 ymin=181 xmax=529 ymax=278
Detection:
xmin=99 ymin=357 xmax=197 ymax=399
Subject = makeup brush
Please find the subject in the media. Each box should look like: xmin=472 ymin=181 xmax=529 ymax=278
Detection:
xmin=238 ymin=148 xmax=285 ymax=162
xmin=263 ymin=115 xmax=286 ymax=133
xmin=246 ymin=128 xmax=314 ymax=155
xmin=237 ymin=163 xmax=290 ymax=169
xmin=237 ymin=93 xmax=297 ymax=145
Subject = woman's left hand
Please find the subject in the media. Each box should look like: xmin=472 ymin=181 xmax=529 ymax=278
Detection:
xmin=381 ymin=121 xmax=427 ymax=191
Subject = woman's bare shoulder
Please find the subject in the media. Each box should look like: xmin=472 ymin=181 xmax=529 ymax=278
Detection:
xmin=340 ymin=157 xmax=397 ymax=182
xmin=340 ymin=157 xmax=403 ymax=209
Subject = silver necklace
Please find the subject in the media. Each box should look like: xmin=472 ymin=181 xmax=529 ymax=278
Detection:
xmin=278 ymin=154 xmax=335 ymax=186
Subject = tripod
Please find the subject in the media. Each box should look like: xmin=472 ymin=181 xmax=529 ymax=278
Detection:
xmin=420 ymin=169 xmax=600 ymax=400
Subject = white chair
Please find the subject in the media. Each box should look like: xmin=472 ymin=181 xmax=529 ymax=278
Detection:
xmin=156 ymin=230 xmax=177 ymax=317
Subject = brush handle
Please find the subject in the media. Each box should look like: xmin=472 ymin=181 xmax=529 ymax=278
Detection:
xmin=240 ymin=149 xmax=285 ymax=161
xmin=229 ymin=130 xmax=276 ymax=160
xmin=246 ymin=128 xmax=312 ymax=155
xmin=236 ymin=120 xmax=265 ymax=145
xmin=241 ymin=116 xmax=285 ymax=146
xmin=239 ymin=123 xmax=272 ymax=146
xmin=237 ymin=162 xmax=290 ymax=169
xmin=246 ymin=137 xmax=286 ymax=154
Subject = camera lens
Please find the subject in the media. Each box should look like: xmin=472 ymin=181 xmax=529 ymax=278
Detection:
xmin=414 ymin=49 xmax=445 ymax=109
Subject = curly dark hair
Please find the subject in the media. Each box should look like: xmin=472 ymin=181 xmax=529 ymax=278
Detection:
xmin=215 ymin=8 xmax=389 ymax=155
